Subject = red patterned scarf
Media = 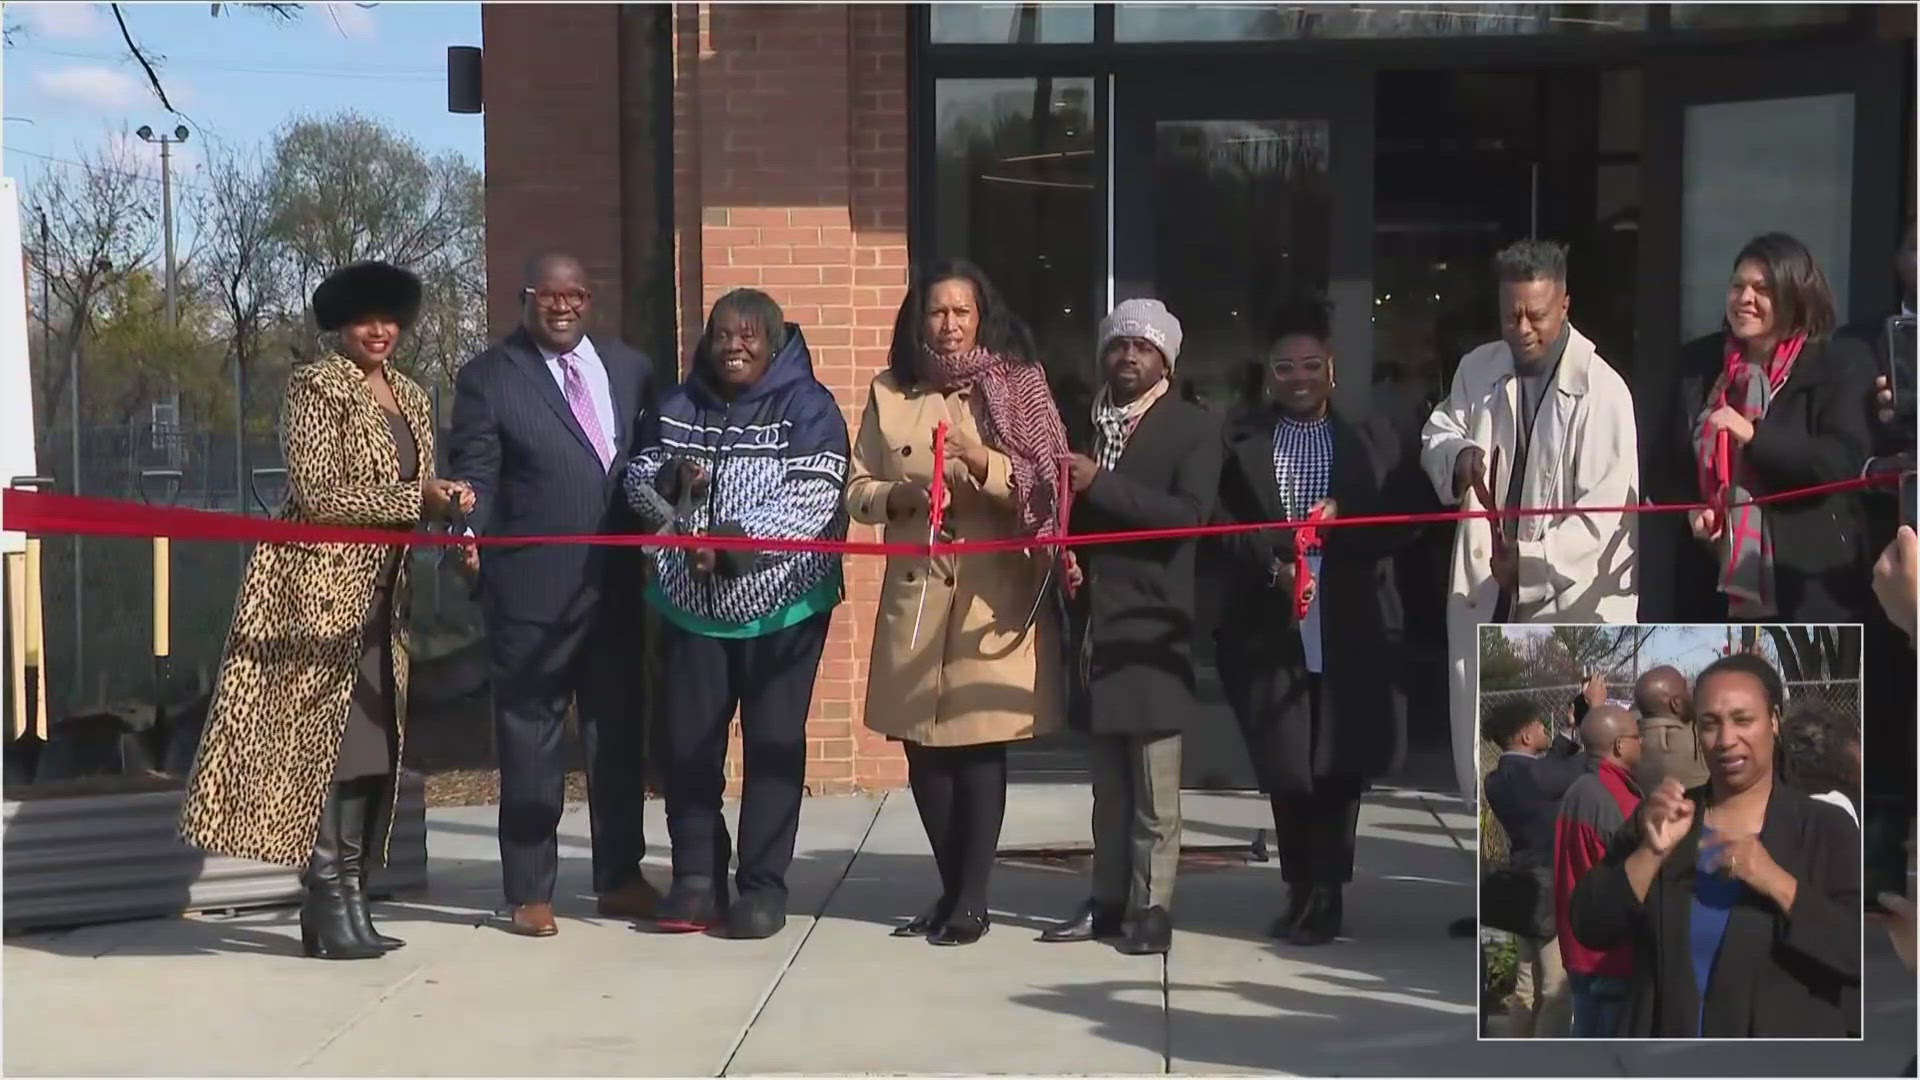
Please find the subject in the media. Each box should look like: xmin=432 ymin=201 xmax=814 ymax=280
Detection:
xmin=919 ymin=344 xmax=1071 ymax=538
xmin=1692 ymin=331 xmax=1806 ymax=616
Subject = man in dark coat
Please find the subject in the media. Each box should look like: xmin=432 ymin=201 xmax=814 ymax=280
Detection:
xmin=1041 ymin=299 xmax=1221 ymax=957
xmin=1212 ymin=299 xmax=1422 ymax=947
xmin=448 ymin=253 xmax=659 ymax=936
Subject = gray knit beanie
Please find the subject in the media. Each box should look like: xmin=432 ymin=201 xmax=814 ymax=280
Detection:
xmin=1098 ymin=298 xmax=1182 ymax=370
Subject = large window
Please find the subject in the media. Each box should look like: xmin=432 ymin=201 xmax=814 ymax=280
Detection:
xmin=931 ymin=3 xmax=1096 ymax=43
xmin=1115 ymin=3 xmax=1648 ymax=41
xmin=933 ymin=78 xmax=1101 ymax=394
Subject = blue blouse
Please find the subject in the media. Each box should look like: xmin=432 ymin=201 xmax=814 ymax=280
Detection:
xmin=1689 ymin=828 xmax=1745 ymax=1037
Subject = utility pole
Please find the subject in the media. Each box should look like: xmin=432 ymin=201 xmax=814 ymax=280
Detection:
xmin=135 ymin=125 xmax=190 ymax=328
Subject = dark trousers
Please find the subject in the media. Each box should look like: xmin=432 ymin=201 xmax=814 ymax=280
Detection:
xmin=1271 ymin=781 xmax=1363 ymax=885
xmin=488 ymin=590 xmax=649 ymax=907
xmin=658 ymin=613 xmax=830 ymax=897
xmin=903 ymin=740 xmax=1008 ymax=916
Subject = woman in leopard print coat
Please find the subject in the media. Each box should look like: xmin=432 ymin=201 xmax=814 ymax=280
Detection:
xmin=180 ymin=261 xmax=470 ymax=960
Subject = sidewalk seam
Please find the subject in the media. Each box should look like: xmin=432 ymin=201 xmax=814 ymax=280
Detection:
xmin=293 ymin=962 xmax=430 ymax=1072
xmin=717 ymin=791 xmax=889 ymax=1077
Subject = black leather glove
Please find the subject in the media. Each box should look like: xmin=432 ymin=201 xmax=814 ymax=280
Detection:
xmin=707 ymin=520 xmax=756 ymax=578
xmin=655 ymin=459 xmax=711 ymax=512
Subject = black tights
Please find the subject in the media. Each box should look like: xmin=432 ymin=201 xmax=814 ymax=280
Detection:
xmin=903 ymin=741 xmax=1008 ymax=917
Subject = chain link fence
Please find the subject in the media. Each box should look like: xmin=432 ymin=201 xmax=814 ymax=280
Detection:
xmin=1478 ymin=679 xmax=1862 ymax=868
xmin=21 ymin=409 xmax=481 ymax=726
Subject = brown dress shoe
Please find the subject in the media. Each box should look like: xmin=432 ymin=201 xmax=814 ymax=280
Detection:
xmin=505 ymin=902 xmax=558 ymax=937
xmin=597 ymin=878 xmax=663 ymax=920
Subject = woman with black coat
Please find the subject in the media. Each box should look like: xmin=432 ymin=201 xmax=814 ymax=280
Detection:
xmin=1569 ymin=653 xmax=1861 ymax=1038
xmin=1038 ymin=299 xmax=1222 ymax=957
xmin=1212 ymin=300 xmax=1421 ymax=946
xmin=1655 ymin=232 xmax=1877 ymax=624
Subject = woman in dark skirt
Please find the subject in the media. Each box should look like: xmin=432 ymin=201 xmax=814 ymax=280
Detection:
xmin=1212 ymin=299 xmax=1422 ymax=946
xmin=181 ymin=261 xmax=471 ymax=960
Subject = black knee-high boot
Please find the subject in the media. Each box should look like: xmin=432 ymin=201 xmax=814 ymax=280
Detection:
xmin=338 ymin=778 xmax=404 ymax=951
xmin=302 ymin=785 xmax=383 ymax=960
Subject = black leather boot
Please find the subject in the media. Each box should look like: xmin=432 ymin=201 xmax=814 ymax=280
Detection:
xmin=1040 ymin=899 xmax=1125 ymax=943
xmin=1288 ymin=885 xmax=1342 ymax=947
xmin=892 ymin=896 xmax=953 ymax=938
xmin=338 ymin=778 xmax=404 ymax=951
xmin=1268 ymin=884 xmax=1311 ymax=939
xmin=1118 ymin=906 xmax=1173 ymax=956
xmin=301 ymin=788 xmax=383 ymax=961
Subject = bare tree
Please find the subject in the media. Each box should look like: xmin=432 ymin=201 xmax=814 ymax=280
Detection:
xmin=1547 ymin=625 xmax=1660 ymax=679
xmin=23 ymin=144 xmax=159 ymax=433
xmin=1760 ymin=624 xmax=1862 ymax=683
xmin=196 ymin=144 xmax=292 ymax=430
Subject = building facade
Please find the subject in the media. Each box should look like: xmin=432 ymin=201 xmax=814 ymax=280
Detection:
xmin=479 ymin=2 xmax=1916 ymax=794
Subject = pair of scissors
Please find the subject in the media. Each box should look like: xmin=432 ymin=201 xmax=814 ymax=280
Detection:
xmin=909 ymin=421 xmax=950 ymax=650
xmin=1469 ymin=446 xmax=1511 ymax=573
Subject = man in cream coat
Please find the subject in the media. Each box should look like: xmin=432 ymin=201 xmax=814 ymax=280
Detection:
xmin=1421 ymin=240 xmax=1639 ymax=812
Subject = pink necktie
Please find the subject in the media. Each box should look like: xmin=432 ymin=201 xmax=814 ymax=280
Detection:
xmin=559 ymin=352 xmax=612 ymax=469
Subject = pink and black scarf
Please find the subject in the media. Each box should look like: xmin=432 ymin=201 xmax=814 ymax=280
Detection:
xmin=1692 ymin=331 xmax=1806 ymax=617
xmin=919 ymin=344 xmax=1072 ymax=539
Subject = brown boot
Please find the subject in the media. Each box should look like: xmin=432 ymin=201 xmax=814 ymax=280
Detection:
xmin=596 ymin=877 xmax=664 ymax=920
xmin=505 ymin=902 xmax=558 ymax=937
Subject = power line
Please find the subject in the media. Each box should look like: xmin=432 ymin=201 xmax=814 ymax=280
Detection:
xmin=11 ymin=45 xmax=444 ymax=81
xmin=5 ymin=146 xmax=217 ymax=197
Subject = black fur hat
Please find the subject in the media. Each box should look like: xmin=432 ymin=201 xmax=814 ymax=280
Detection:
xmin=312 ymin=261 xmax=423 ymax=332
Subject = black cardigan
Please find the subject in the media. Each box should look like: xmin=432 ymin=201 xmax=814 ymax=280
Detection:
xmin=1568 ymin=781 xmax=1862 ymax=1038
xmin=1651 ymin=333 xmax=1878 ymax=623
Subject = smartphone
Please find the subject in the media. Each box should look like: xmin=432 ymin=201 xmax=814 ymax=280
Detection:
xmin=1903 ymin=470 xmax=1917 ymax=531
xmin=1885 ymin=313 xmax=1916 ymax=433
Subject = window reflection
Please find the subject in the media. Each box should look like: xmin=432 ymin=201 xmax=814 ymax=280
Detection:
xmin=1669 ymin=3 xmax=1849 ymax=29
xmin=934 ymin=78 xmax=1099 ymax=404
xmin=1115 ymin=3 xmax=1647 ymax=42
xmin=1152 ymin=119 xmax=1332 ymax=416
xmin=930 ymin=3 xmax=1096 ymax=43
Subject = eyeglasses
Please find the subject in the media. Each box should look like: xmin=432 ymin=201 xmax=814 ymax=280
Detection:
xmin=524 ymin=287 xmax=591 ymax=311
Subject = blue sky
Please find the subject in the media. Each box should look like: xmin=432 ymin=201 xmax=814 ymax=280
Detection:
xmin=1498 ymin=624 xmax=1776 ymax=683
xmin=3 ymin=1 xmax=483 ymax=208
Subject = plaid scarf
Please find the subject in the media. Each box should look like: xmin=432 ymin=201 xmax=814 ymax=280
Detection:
xmin=1693 ymin=331 xmax=1807 ymax=617
xmin=1090 ymin=376 xmax=1170 ymax=471
xmin=919 ymin=344 xmax=1072 ymax=538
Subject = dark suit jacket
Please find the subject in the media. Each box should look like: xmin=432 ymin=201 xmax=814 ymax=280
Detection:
xmin=448 ymin=328 xmax=657 ymax=627
xmin=1569 ymin=782 xmax=1862 ymax=1038
xmin=1653 ymin=333 xmax=1878 ymax=623
xmin=1064 ymin=395 xmax=1223 ymax=736
xmin=1210 ymin=409 xmax=1422 ymax=791
xmin=1484 ymin=738 xmax=1592 ymax=873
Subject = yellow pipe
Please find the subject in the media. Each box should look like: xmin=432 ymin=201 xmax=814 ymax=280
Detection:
xmin=153 ymin=536 xmax=171 ymax=659
xmin=6 ymin=551 xmax=25 ymax=741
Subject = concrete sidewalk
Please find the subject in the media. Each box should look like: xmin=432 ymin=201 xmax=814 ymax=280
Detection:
xmin=4 ymin=784 xmax=1913 ymax=1077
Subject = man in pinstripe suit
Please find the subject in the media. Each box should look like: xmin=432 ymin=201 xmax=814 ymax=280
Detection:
xmin=449 ymin=253 xmax=660 ymax=937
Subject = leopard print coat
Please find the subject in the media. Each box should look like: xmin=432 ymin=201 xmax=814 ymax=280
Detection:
xmin=180 ymin=353 xmax=434 ymax=868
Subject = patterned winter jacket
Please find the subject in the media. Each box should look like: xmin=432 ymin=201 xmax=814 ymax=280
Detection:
xmin=623 ymin=325 xmax=848 ymax=635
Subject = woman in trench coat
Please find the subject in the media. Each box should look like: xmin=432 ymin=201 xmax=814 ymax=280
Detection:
xmin=180 ymin=261 xmax=471 ymax=960
xmin=846 ymin=258 xmax=1071 ymax=947
xmin=1213 ymin=299 xmax=1420 ymax=946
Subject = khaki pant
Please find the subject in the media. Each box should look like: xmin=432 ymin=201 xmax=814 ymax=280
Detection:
xmin=1510 ymin=935 xmax=1572 ymax=1038
xmin=1088 ymin=732 xmax=1183 ymax=913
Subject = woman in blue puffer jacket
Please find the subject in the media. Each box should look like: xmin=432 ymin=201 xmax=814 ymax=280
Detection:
xmin=623 ymin=288 xmax=849 ymax=940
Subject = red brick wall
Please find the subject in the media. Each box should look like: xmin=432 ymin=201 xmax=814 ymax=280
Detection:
xmin=673 ymin=3 xmax=910 ymax=793
xmin=480 ymin=5 xmax=627 ymax=341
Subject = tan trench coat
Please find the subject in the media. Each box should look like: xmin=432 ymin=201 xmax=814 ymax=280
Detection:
xmin=846 ymin=372 xmax=1064 ymax=747
xmin=179 ymin=353 xmax=434 ymax=868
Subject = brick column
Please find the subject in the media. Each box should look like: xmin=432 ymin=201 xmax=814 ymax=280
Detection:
xmin=674 ymin=3 xmax=910 ymax=793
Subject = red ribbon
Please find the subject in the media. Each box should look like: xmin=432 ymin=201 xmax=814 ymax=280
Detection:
xmin=0 ymin=475 xmax=1894 ymax=557
xmin=928 ymin=420 xmax=948 ymax=549
xmin=1292 ymin=502 xmax=1328 ymax=622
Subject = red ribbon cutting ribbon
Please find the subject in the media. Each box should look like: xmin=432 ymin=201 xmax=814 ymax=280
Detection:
xmin=928 ymin=420 xmax=948 ymax=546
xmin=1292 ymin=502 xmax=1328 ymax=623
xmin=1 ymin=475 xmax=1894 ymax=556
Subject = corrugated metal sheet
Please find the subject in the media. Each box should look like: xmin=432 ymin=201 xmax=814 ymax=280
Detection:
xmin=2 ymin=771 xmax=428 ymax=933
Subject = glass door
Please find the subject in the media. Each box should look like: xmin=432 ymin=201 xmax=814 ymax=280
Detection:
xmin=1112 ymin=67 xmax=1374 ymax=789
